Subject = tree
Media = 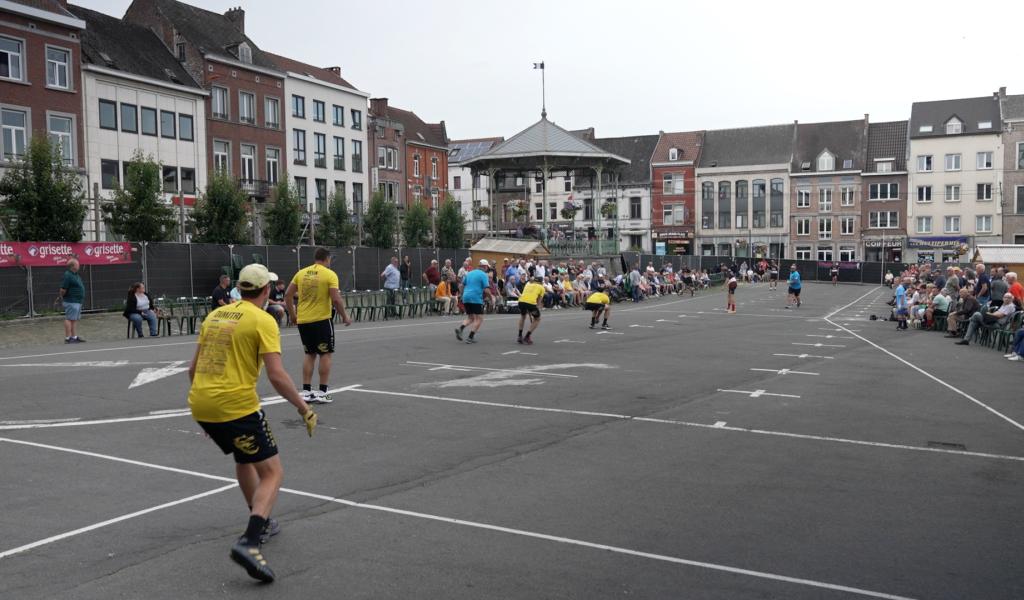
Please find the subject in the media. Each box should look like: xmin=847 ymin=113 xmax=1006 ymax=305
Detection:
xmin=363 ymin=190 xmax=397 ymax=248
xmin=436 ymin=195 xmax=466 ymax=248
xmin=402 ymin=201 xmax=430 ymax=247
xmin=191 ymin=172 xmax=250 ymax=244
xmin=0 ymin=136 xmax=86 ymax=241
xmin=263 ymin=177 xmax=302 ymax=245
xmin=318 ymin=192 xmax=356 ymax=247
xmin=101 ymin=150 xmax=176 ymax=241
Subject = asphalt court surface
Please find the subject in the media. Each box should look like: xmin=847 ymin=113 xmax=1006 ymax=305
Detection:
xmin=1 ymin=282 xmax=1022 ymax=599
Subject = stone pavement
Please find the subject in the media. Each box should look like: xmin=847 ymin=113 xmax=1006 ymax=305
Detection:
xmin=0 ymin=312 xmax=164 ymax=349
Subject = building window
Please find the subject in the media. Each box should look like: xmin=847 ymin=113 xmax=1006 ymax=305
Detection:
xmin=978 ymin=121 xmax=992 ymax=129
xmin=212 ymin=87 xmax=229 ymax=119
xmin=797 ymin=189 xmax=810 ymax=208
xmin=917 ymin=155 xmax=932 ymax=172
xmin=237 ymin=92 xmax=255 ymax=125
xmin=178 ymin=114 xmax=193 ymax=141
xmin=351 ymin=109 xmax=362 ymax=130
xmin=583 ymin=198 xmax=594 ymax=220
xmin=818 ymin=217 xmax=832 ymax=240
xmin=668 ymin=147 xmax=678 ymax=161
xmin=141 ymin=107 xmax=157 ymax=136
xmin=264 ymin=97 xmax=280 ymax=129
xmin=869 ymin=211 xmax=898 ymax=229
xmin=1016 ymin=186 xmax=1024 ymax=214
xmin=839 ymin=246 xmax=855 ymax=262
xmin=160 ymin=110 xmax=176 ymax=139
xmin=385 ymin=147 xmax=396 ymax=169
xmin=334 ymin=181 xmax=345 ymax=200
xmin=945 ymin=118 xmax=962 ymax=135
xmin=312 ymin=100 xmax=325 ymax=123
xmin=315 ymin=179 xmax=327 ymax=211
xmin=292 ymin=95 xmax=305 ymax=118
xmin=314 ymin=133 xmax=326 ymax=168
xmin=99 ymin=100 xmax=117 ymax=130
xmin=534 ymin=202 xmax=543 ymax=220
xmin=701 ymin=182 xmax=714 ymax=228
xmin=840 ymin=216 xmax=855 ymax=235
xmin=431 ymin=157 xmax=438 ymax=179
xmin=840 ymin=186 xmax=855 ymax=206
xmin=976 ymin=215 xmax=992 ymax=233
xmin=45 ymin=47 xmax=70 ymax=89
xmin=176 ymin=42 xmax=186 ymax=62
xmin=917 ymin=186 xmax=932 ymax=202
xmin=181 ymin=167 xmax=195 ymax=193
xmin=944 ymin=153 xmax=961 ymax=171
xmin=333 ymin=137 xmax=345 ymax=170
xmin=333 ymin=105 xmax=343 ymax=126
xmin=796 ymin=217 xmax=810 ymax=236
xmin=101 ymin=159 xmax=119 ymax=189
xmin=662 ymin=173 xmax=683 ymax=195
xmin=916 ymin=216 xmax=932 ymax=234
xmin=919 ymin=125 xmax=933 ymax=133
xmin=734 ymin=180 xmax=748 ymax=228
xmin=663 ymin=204 xmax=685 ymax=226
xmin=795 ymin=246 xmax=811 ymax=260
xmin=977 ymin=183 xmax=992 ymax=201
xmin=240 ymin=144 xmax=255 ymax=182
xmin=115 ymin=103 xmax=136 ymax=134
xmin=295 ymin=176 xmax=307 ymax=200
xmin=943 ymin=215 xmax=960 ymax=233
xmin=534 ymin=176 xmax=543 ymax=194
xmin=752 ymin=179 xmax=766 ymax=228
xmin=293 ymin=129 xmax=306 ymax=163
xmin=876 ymin=161 xmax=893 ymax=173
xmin=718 ymin=181 xmax=731 ymax=229
xmin=454 ymin=175 xmax=462 ymax=190
xmin=769 ymin=178 xmax=784 ymax=227
xmin=564 ymin=178 xmax=572 ymax=192
xmin=266 ymin=148 xmax=279 ymax=184
xmin=818 ymin=188 xmax=832 ymax=212
xmin=1 ymin=108 xmax=27 ymax=159
xmin=817 ymin=246 xmax=833 ymax=261
xmin=47 ymin=115 xmax=73 ymax=164
xmin=976 ymin=151 xmax=993 ymax=170
xmin=237 ymin=43 xmax=252 ymax=64
xmin=162 ymin=166 xmax=177 ymax=193
xmin=352 ymin=182 xmax=363 ymax=207
xmin=0 ymin=36 xmax=24 ymax=81
xmin=413 ymin=155 xmax=420 ymax=177
xmin=944 ymin=184 xmax=960 ymax=202
xmin=1017 ymin=142 xmax=1024 ymax=170
xmin=630 ymin=196 xmax=641 ymax=219
xmin=213 ymin=140 xmax=230 ymax=174
xmin=351 ymin=140 xmax=362 ymax=172
xmin=869 ymin=182 xmax=898 ymax=200
xmin=817 ymin=151 xmax=834 ymax=172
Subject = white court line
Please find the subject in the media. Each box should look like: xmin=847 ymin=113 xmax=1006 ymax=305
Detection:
xmin=773 ymin=353 xmax=834 ymax=360
xmin=406 ymin=362 xmax=577 ymax=379
xmin=750 ymin=368 xmax=819 ymax=376
xmin=717 ymin=388 xmax=801 ymax=399
xmin=805 ymin=335 xmax=853 ymax=339
xmin=0 ymin=483 xmax=236 ymax=560
xmin=792 ymin=342 xmax=845 ymax=348
xmin=0 ymin=436 xmax=918 ymax=600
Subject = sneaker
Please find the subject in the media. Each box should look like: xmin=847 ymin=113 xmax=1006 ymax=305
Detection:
xmin=230 ymin=539 xmax=275 ymax=583
xmin=1003 ymin=353 xmax=1016 ymax=358
xmin=524 ymin=336 xmax=533 ymax=345
xmin=259 ymin=518 xmax=280 ymax=544
xmin=955 ymin=340 xmax=969 ymax=346
xmin=454 ymin=327 xmax=463 ymax=341
xmin=517 ymin=337 xmax=523 ymax=344
xmin=465 ymin=337 xmax=477 ymax=344
xmin=601 ymin=324 xmax=611 ymax=330
xmin=589 ymin=323 xmax=596 ymax=329
xmin=784 ymin=306 xmax=791 ymax=310
xmin=65 ymin=338 xmax=72 ymax=344
xmin=1009 ymin=355 xmax=1022 ymax=361
xmin=310 ymin=390 xmax=333 ymax=404
xmin=70 ymin=336 xmax=85 ymax=343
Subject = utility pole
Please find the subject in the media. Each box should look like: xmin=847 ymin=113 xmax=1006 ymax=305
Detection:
xmin=178 ymin=189 xmax=186 ymax=243
xmin=92 ymin=182 xmax=101 ymax=241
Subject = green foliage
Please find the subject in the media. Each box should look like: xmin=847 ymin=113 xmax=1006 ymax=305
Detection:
xmin=190 ymin=172 xmax=250 ymax=244
xmin=102 ymin=150 xmax=177 ymax=241
xmin=363 ymin=190 xmax=397 ymax=248
xmin=436 ymin=196 xmax=465 ymax=248
xmin=264 ymin=177 xmax=302 ymax=245
xmin=318 ymin=192 xmax=356 ymax=247
xmin=0 ymin=136 xmax=86 ymax=241
xmin=402 ymin=201 xmax=430 ymax=247
xmin=600 ymin=201 xmax=617 ymax=218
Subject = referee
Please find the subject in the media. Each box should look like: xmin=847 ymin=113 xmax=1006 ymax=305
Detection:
xmin=188 ymin=263 xmax=318 ymax=583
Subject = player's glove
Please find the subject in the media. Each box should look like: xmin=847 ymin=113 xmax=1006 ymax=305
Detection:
xmin=301 ymin=408 xmax=318 ymax=437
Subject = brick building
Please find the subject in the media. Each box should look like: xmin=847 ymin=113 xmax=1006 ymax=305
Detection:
xmin=999 ymin=89 xmax=1024 ymax=244
xmin=367 ymin=98 xmax=448 ymax=214
xmin=650 ymin=131 xmax=703 ymax=254
xmin=861 ymin=120 xmax=909 ymax=262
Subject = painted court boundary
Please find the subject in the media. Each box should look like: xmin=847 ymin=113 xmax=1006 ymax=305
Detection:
xmin=0 ymin=436 xmax=916 ymax=600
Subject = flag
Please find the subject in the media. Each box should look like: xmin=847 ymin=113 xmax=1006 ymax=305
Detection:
xmin=533 ymin=62 xmax=544 ymax=70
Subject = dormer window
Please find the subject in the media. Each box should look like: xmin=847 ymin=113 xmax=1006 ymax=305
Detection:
xmin=978 ymin=121 xmax=992 ymax=129
xmin=842 ymin=159 xmax=853 ymax=169
xmin=945 ymin=118 xmax=962 ymax=135
xmin=238 ymin=42 xmax=252 ymax=64
xmin=919 ymin=125 xmax=933 ymax=133
xmin=668 ymin=147 xmax=679 ymax=161
xmin=817 ymin=151 xmax=835 ymax=172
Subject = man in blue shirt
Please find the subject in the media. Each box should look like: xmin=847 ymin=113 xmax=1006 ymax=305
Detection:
xmin=785 ymin=264 xmax=802 ymax=309
xmin=974 ymin=262 xmax=991 ymax=305
xmin=894 ymin=278 xmax=909 ymax=330
xmin=58 ymin=258 xmax=86 ymax=343
xmin=381 ymin=256 xmax=401 ymax=318
xmin=455 ymin=259 xmax=493 ymax=344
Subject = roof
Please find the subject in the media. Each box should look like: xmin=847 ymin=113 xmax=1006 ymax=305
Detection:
xmin=865 ymin=120 xmax=908 ymax=173
xmin=371 ymin=104 xmax=447 ymax=148
xmin=467 ymin=117 xmax=629 ymax=164
xmin=149 ymin=0 xmax=278 ymax=70
xmin=698 ymin=123 xmax=794 ymax=168
xmin=652 ymin=131 xmax=703 ymax=163
xmin=69 ymin=4 xmax=199 ymax=88
xmin=586 ymin=134 xmax=660 ymax=184
xmin=262 ymin=51 xmax=359 ymax=91
xmin=791 ymin=119 xmax=866 ymax=173
xmin=448 ymin=138 xmax=503 ymax=165
xmin=974 ymin=245 xmax=1024 ymax=264
xmin=470 ymin=238 xmax=548 ymax=256
xmin=909 ymin=95 xmax=1001 ymax=138
xmin=1002 ymin=94 xmax=1024 ymax=121
xmin=5 ymin=0 xmax=84 ymax=27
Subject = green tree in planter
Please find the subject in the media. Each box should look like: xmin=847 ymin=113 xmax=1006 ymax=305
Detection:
xmin=264 ymin=177 xmax=302 ymax=245
xmin=102 ymin=151 xmax=176 ymax=241
xmin=402 ymin=201 xmax=430 ymax=247
xmin=436 ymin=195 xmax=466 ymax=248
xmin=319 ymin=192 xmax=357 ymax=247
xmin=191 ymin=172 xmax=250 ymax=244
xmin=363 ymin=190 xmax=397 ymax=248
xmin=0 ymin=136 xmax=86 ymax=241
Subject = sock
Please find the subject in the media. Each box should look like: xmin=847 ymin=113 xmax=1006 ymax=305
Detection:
xmin=525 ymin=331 xmax=531 ymax=339
xmin=602 ymin=319 xmax=608 ymax=326
xmin=468 ymin=331 xmax=475 ymax=339
xmin=319 ymin=384 xmax=328 ymax=393
xmin=302 ymin=383 xmax=312 ymax=392
xmin=459 ymin=324 xmax=466 ymax=332
xmin=518 ymin=329 xmax=523 ymax=337
xmin=242 ymin=515 xmax=267 ymax=545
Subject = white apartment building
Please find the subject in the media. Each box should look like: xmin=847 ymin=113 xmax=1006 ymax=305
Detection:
xmin=907 ymin=96 xmax=1003 ymax=262
xmin=265 ymin=52 xmax=368 ymax=214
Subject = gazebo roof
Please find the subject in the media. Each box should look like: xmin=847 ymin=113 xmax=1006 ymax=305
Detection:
xmin=463 ymin=117 xmax=630 ymax=169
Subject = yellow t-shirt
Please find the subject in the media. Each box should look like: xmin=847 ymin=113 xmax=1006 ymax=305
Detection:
xmin=290 ymin=263 xmax=339 ymax=324
xmin=561 ymin=280 xmax=573 ymax=292
xmin=586 ymin=292 xmax=610 ymax=305
xmin=519 ymin=281 xmax=545 ymax=305
xmin=188 ymin=300 xmax=281 ymax=423
xmin=435 ymin=280 xmax=449 ymax=298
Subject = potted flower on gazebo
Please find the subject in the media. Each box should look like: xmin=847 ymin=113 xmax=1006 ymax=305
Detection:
xmin=600 ymin=201 xmax=617 ymax=219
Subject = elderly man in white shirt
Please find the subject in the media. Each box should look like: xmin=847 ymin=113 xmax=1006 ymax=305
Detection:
xmin=955 ymin=293 xmax=1017 ymax=346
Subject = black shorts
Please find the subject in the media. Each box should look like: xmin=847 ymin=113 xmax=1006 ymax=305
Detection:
xmin=788 ymin=287 xmax=801 ymax=296
xmin=585 ymin=302 xmax=607 ymax=312
xmin=297 ymin=319 xmax=334 ymax=355
xmin=464 ymin=302 xmax=483 ymax=315
xmin=198 ymin=411 xmax=278 ymax=464
xmin=519 ymin=302 xmax=540 ymax=318
xmin=770 ymin=272 xmax=779 ymax=280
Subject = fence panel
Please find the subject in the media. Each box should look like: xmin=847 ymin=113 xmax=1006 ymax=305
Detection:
xmin=0 ymin=267 xmax=28 ymax=316
xmin=190 ymin=244 xmax=231 ymax=299
xmin=86 ymin=258 xmax=145 ymax=311
xmin=353 ymin=247 xmax=381 ymax=290
xmin=412 ymin=247 xmax=436 ymax=286
xmin=235 ymin=245 xmax=269 ymax=269
xmin=146 ymin=243 xmax=193 ymax=299
xmin=333 ymin=246 xmax=356 ymax=291
xmin=267 ymin=245 xmax=300 ymax=290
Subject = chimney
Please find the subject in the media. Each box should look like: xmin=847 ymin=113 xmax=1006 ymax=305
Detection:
xmin=327 ymin=66 xmax=341 ymax=75
xmin=370 ymin=97 xmax=388 ymax=116
xmin=224 ymin=7 xmax=244 ymax=34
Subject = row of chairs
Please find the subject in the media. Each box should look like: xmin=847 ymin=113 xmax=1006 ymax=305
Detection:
xmin=136 ymin=297 xmax=212 ymax=337
xmin=340 ymin=288 xmax=444 ymax=323
xmin=927 ymin=304 xmax=1023 ymax=353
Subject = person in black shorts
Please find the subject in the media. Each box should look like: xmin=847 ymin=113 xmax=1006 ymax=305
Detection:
xmin=831 ymin=262 xmax=839 ymax=287
xmin=768 ymin=261 xmax=779 ymax=292
xmin=516 ymin=276 xmax=545 ymax=344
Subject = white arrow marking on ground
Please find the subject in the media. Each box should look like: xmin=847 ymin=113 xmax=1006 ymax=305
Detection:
xmin=713 ymin=421 xmax=727 ymax=428
xmin=677 ymin=315 xmax=690 ymax=318
xmin=717 ymin=388 xmax=801 ymax=399
xmin=129 ymin=361 xmax=189 ymax=389
xmin=595 ymin=331 xmax=624 ymax=335
xmin=750 ymin=368 xmax=819 ymax=376
xmin=629 ymin=324 xmax=655 ymax=328
xmin=792 ymin=342 xmax=845 ymax=348
xmin=501 ymin=350 xmax=537 ymax=356
xmin=553 ymin=339 xmax=586 ymax=344
xmin=773 ymin=353 xmax=834 ymax=360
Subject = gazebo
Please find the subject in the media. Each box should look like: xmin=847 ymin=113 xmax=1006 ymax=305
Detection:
xmin=461 ymin=115 xmax=629 ymax=251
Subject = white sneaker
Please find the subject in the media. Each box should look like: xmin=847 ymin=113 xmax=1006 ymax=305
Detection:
xmin=311 ymin=390 xmax=333 ymax=404
xmin=1004 ymin=353 xmax=1016 ymax=358
xmin=300 ymin=389 xmax=315 ymax=403
xmin=1008 ymin=355 xmax=1022 ymax=361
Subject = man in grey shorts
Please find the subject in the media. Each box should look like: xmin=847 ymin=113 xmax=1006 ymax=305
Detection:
xmin=58 ymin=258 xmax=85 ymax=343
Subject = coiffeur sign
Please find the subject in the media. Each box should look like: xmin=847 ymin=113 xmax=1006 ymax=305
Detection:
xmin=0 ymin=242 xmax=133 ymax=267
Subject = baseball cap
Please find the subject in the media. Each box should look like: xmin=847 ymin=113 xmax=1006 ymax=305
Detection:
xmin=237 ymin=263 xmax=277 ymax=290
xmin=479 ymin=259 xmax=489 ymax=266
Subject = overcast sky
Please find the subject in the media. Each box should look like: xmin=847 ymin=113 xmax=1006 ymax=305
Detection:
xmin=90 ymin=0 xmax=1022 ymax=140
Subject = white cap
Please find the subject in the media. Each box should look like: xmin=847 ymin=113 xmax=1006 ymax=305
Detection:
xmin=237 ymin=264 xmax=277 ymax=290
xmin=479 ymin=259 xmax=489 ymax=266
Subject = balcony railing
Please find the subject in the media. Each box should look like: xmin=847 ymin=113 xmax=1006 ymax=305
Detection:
xmin=333 ymin=156 xmax=345 ymax=170
xmin=351 ymin=156 xmax=362 ymax=172
xmin=239 ymin=178 xmax=271 ymax=199
xmin=314 ymin=156 xmax=327 ymax=168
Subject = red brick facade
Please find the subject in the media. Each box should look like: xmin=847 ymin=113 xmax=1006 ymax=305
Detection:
xmin=650 ymin=131 xmax=703 ymax=253
xmin=406 ymin=143 xmax=448 ymax=209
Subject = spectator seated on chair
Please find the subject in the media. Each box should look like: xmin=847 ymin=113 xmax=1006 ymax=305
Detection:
xmin=435 ymin=279 xmax=455 ymax=315
xmin=955 ymin=293 xmax=1017 ymax=346
xmin=945 ymin=288 xmax=981 ymax=337
xmin=266 ymin=277 xmax=287 ymax=325
xmin=124 ymin=282 xmax=159 ymax=337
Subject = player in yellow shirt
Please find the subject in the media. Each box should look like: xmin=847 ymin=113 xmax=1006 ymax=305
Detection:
xmin=188 ymin=263 xmax=317 ymax=583
xmin=585 ymin=291 xmax=612 ymax=330
xmin=285 ymin=247 xmax=352 ymax=404
xmin=516 ymin=275 xmax=545 ymax=344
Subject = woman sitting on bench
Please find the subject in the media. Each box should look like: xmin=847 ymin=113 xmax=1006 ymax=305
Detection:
xmin=124 ymin=282 xmax=159 ymax=337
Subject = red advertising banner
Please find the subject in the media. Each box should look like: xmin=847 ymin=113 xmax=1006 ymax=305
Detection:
xmin=0 ymin=241 xmax=133 ymax=267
